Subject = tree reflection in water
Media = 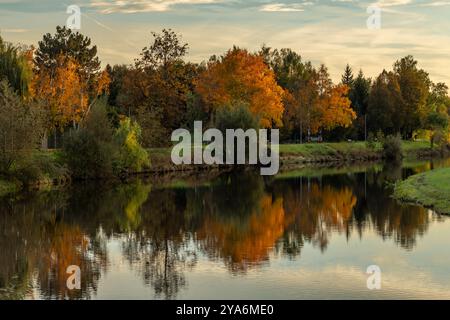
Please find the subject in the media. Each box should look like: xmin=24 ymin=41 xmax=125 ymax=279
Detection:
xmin=0 ymin=161 xmax=445 ymax=299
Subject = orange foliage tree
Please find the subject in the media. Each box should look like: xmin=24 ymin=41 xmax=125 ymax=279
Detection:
xmin=32 ymin=56 xmax=86 ymax=130
xmin=195 ymin=48 xmax=285 ymax=128
xmin=32 ymin=54 xmax=110 ymax=131
xmin=285 ymin=64 xmax=356 ymax=136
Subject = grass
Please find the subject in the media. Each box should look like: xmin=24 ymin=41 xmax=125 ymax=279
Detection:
xmin=146 ymin=140 xmax=438 ymax=170
xmin=279 ymin=140 xmax=435 ymax=159
xmin=279 ymin=141 xmax=381 ymax=157
xmin=394 ymin=167 xmax=450 ymax=214
xmin=0 ymin=150 xmax=68 ymax=197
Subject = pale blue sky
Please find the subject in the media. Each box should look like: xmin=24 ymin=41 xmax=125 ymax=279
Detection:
xmin=1 ymin=0 xmax=449 ymax=84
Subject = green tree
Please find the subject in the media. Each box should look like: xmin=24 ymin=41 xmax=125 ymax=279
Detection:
xmin=34 ymin=26 xmax=100 ymax=80
xmin=0 ymin=80 xmax=43 ymax=175
xmin=367 ymin=70 xmax=403 ymax=135
xmin=426 ymin=111 xmax=449 ymax=148
xmin=351 ymin=70 xmax=371 ymax=140
xmin=352 ymin=70 xmax=371 ymax=117
xmin=0 ymin=35 xmax=33 ymax=97
xmin=341 ymin=64 xmax=354 ymax=87
xmin=393 ymin=55 xmax=430 ymax=138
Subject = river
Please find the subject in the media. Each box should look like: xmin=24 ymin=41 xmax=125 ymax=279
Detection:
xmin=1 ymin=159 xmax=450 ymax=299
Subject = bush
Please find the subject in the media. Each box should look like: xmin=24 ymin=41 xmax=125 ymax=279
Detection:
xmin=382 ymin=134 xmax=403 ymax=160
xmin=366 ymin=132 xmax=377 ymax=150
xmin=63 ymin=101 xmax=116 ymax=179
xmin=63 ymin=100 xmax=150 ymax=179
xmin=114 ymin=118 xmax=150 ymax=174
xmin=214 ymin=102 xmax=260 ymax=165
xmin=215 ymin=101 xmax=260 ymax=131
xmin=432 ymin=128 xmax=450 ymax=155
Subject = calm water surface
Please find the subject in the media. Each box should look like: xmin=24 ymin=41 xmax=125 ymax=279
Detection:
xmin=1 ymin=160 xmax=450 ymax=300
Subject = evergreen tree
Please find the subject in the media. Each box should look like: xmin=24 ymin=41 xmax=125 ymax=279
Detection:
xmin=341 ymin=64 xmax=354 ymax=87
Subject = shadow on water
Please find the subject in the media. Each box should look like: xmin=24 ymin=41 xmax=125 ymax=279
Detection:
xmin=1 ymin=158 xmax=449 ymax=299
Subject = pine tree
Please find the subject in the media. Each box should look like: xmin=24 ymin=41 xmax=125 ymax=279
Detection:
xmin=341 ymin=64 xmax=354 ymax=87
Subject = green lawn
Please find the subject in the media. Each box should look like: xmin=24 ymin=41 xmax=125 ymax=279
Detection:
xmin=279 ymin=141 xmax=380 ymax=156
xmin=279 ymin=140 xmax=433 ymax=158
xmin=394 ymin=167 xmax=450 ymax=214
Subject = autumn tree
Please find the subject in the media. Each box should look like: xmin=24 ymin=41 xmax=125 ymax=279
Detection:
xmin=34 ymin=26 xmax=100 ymax=82
xmin=196 ymin=47 xmax=285 ymax=128
xmin=118 ymin=29 xmax=198 ymax=147
xmin=261 ymin=47 xmax=315 ymax=141
xmin=262 ymin=48 xmax=354 ymax=140
xmin=33 ymin=26 xmax=109 ymax=136
xmin=32 ymin=55 xmax=87 ymax=131
xmin=311 ymin=65 xmax=355 ymax=134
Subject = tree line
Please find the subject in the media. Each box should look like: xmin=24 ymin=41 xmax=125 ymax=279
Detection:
xmin=1 ymin=26 xmax=449 ymax=179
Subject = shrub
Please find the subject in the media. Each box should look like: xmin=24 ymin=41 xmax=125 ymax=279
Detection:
xmin=366 ymin=132 xmax=377 ymax=150
xmin=114 ymin=118 xmax=150 ymax=174
xmin=63 ymin=100 xmax=116 ymax=179
xmin=63 ymin=100 xmax=150 ymax=179
xmin=382 ymin=134 xmax=403 ymax=160
xmin=215 ymin=102 xmax=260 ymax=165
xmin=215 ymin=101 xmax=260 ymax=131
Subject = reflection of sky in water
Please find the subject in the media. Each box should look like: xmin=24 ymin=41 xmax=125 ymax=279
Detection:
xmin=89 ymin=214 xmax=450 ymax=300
xmin=4 ymin=159 xmax=449 ymax=300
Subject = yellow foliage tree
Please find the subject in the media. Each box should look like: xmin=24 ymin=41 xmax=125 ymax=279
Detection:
xmin=32 ymin=55 xmax=87 ymax=130
xmin=313 ymin=84 xmax=356 ymax=133
xmin=32 ymin=54 xmax=110 ymax=132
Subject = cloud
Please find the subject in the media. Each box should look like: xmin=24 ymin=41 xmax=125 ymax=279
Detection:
xmin=90 ymin=0 xmax=224 ymax=14
xmin=0 ymin=28 xmax=29 ymax=33
xmin=419 ymin=1 xmax=450 ymax=6
xmin=260 ymin=3 xmax=307 ymax=12
xmin=374 ymin=0 xmax=413 ymax=7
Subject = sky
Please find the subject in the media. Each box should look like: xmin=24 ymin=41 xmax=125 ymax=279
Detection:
xmin=0 ymin=0 xmax=449 ymax=84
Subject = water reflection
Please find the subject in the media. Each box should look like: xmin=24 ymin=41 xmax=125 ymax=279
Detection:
xmin=0 ymin=160 xmax=448 ymax=299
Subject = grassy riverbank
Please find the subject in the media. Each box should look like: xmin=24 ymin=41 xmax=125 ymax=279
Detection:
xmin=0 ymin=150 xmax=69 ymax=197
xmin=0 ymin=140 xmax=443 ymax=197
xmin=150 ymin=141 xmax=437 ymax=166
xmin=394 ymin=168 xmax=450 ymax=214
xmin=280 ymin=140 xmax=435 ymax=160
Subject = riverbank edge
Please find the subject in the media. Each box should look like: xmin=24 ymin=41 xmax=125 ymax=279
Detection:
xmin=0 ymin=141 xmax=445 ymax=197
xmin=393 ymin=167 xmax=450 ymax=215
